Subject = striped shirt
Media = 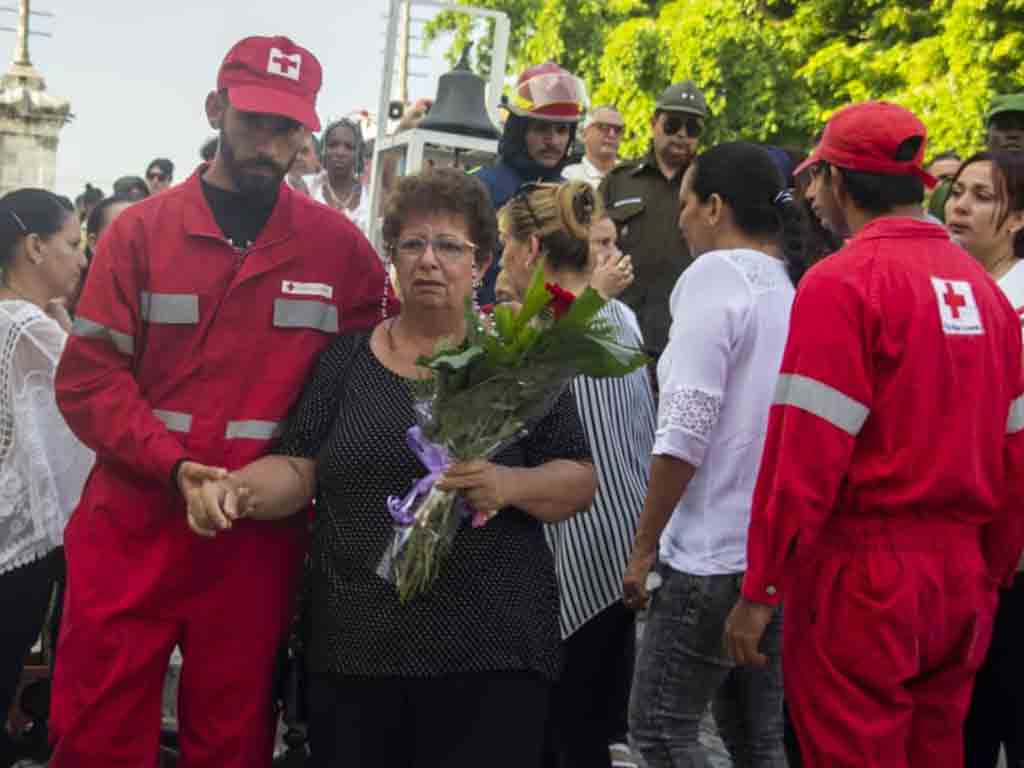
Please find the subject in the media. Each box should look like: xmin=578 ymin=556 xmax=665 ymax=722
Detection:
xmin=545 ymin=300 xmax=656 ymax=638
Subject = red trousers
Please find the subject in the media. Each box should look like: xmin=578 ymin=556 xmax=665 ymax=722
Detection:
xmin=783 ymin=516 xmax=998 ymax=768
xmin=48 ymin=495 xmax=302 ymax=768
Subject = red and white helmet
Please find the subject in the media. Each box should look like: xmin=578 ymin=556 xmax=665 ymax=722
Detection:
xmin=508 ymin=62 xmax=587 ymax=124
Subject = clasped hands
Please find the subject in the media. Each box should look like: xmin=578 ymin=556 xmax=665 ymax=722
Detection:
xmin=179 ymin=458 xmax=509 ymax=539
xmin=178 ymin=461 xmax=253 ymax=539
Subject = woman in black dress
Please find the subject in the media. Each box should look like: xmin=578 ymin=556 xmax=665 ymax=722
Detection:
xmin=185 ymin=168 xmax=596 ymax=768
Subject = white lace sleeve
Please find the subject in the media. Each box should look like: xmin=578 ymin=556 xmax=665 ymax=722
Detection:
xmin=654 ymin=253 xmax=752 ymax=466
xmin=0 ymin=304 xmax=94 ymax=574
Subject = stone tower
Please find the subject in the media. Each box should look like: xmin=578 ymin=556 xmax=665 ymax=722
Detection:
xmin=0 ymin=0 xmax=71 ymax=195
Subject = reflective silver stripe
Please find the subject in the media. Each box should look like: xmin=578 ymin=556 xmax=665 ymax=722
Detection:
xmin=225 ymin=420 xmax=282 ymax=440
xmin=153 ymin=409 xmax=192 ymax=433
xmin=774 ymin=373 xmax=869 ymax=436
xmin=71 ymin=316 xmax=135 ymax=356
xmin=140 ymin=292 xmax=199 ymax=325
xmin=1008 ymin=396 xmax=1024 ymax=435
xmin=273 ymin=299 xmax=339 ymax=333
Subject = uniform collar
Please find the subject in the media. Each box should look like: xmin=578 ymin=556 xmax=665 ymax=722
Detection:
xmin=182 ymin=164 xmax=296 ymax=245
xmin=853 ymin=215 xmax=949 ymax=242
xmin=630 ymin=146 xmax=684 ymax=183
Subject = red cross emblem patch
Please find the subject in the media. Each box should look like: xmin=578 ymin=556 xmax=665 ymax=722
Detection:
xmin=267 ymin=48 xmax=301 ymax=81
xmin=931 ymin=277 xmax=984 ymax=336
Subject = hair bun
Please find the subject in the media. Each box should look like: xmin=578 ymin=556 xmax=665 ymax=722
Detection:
xmin=556 ymin=181 xmax=602 ymax=240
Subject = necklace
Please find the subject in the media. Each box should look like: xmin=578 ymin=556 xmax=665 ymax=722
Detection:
xmin=326 ymin=177 xmax=359 ymax=210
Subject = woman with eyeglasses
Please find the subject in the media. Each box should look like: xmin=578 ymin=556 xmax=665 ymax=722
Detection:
xmin=945 ymin=150 xmax=1024 ymax=768
xmin=0 ymin=189 xmax=94 ymax=767
xmin=623 ymin=142 xmax=807 ymax=768
xmin=183 ymin=168 xmax=596 ymax=768
xmin=497 ymin=180 xmax=656 ymax=768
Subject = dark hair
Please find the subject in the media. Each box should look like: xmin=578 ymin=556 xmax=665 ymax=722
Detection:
xmin=951 ymin=150 xmax=1024 ymax=260
xmin=84 ymin=195 xmax=133 ymax=262
xmin=200 ymin=136 xmax=218 ymax=162
xmin=499 ymin=181 xmax=601 ymax=273
xmin=382 ymin=168 xmax=498 ymax=265
xmin=321 ymin=118 xmax=366 ymax=175
xmin=112 ymin=176 xmax=150 ymax=200
xmin=929 ymin=150 xmax=961 ymax=165
xmin=826 ymin=137 xmax=926 ymax=215
xmin=147 ymin=157 xmax=174 ymax=179
xmin=690 ymin=142 xmax=808 ymax=284
xmin=0 ymin=188 xmax=75 ymax=268
xmin=75 ymin=183 xmax=105 ymax=211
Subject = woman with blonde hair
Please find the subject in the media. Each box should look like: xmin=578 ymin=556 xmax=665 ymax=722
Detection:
xmin=500 ymin=180 xmax=656 ymax=768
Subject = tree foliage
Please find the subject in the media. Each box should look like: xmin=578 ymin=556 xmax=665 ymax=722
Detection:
xmin=425 ymin=0 xmax=1024 ymax=159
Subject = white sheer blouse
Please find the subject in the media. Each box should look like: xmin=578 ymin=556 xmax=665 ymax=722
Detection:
xmin=0 ymin=301 xmax=94 ymax=575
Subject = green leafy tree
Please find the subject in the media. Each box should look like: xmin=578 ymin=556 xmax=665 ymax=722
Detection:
xmin=426 ymin=0 xmax=1024 ymax=160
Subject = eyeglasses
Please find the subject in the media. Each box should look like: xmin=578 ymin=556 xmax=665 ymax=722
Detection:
xmin=662 ymin=114 xmax=703 ymax=139
xmin=592 ymin=122 xmax=624 ymax=136
xmin=147 ymin=172 xmax=168 ymax=182
xmin=394 ymin=235 xmax=478 ymax=262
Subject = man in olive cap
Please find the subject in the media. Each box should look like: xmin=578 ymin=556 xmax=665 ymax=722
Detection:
xmin=600 ymin=80 xmax=708 ymax=357
xmin=987 ymin=92 xmax=1024 ymax=153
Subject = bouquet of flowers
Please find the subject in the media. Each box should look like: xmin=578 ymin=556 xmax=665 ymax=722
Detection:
xmin=377 ymin=262 xmax=647 ymax=602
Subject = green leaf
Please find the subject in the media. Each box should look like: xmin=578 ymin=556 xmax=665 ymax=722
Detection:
xmin=513 ymin=261 xmax=554 ymax=332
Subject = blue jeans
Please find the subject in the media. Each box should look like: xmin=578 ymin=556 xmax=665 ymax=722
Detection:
xmin=629 ymin=565 xmax=785 ymax=768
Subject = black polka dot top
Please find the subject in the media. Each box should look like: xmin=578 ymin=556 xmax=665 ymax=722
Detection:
xmin=275 ymin=332 xmax=592 ymax=682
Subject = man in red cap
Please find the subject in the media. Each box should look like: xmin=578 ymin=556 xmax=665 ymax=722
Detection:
xmin=48 ymin=36 xmax=391 ymax=767
xmin=723 ymin=101 xmax=1024 ymax=767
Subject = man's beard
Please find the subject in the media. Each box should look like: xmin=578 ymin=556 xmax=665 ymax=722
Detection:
xmin=219 ymin=130 xmax=295 ymax=205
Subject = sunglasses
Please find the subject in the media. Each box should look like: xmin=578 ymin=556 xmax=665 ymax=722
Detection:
xmin=661 ymin=114 xmax=703 ymax=139
xmin=147 ymin=172 xmax=169 ymax=182
xmin=991 ymin=113 xmax=1024 ymax=132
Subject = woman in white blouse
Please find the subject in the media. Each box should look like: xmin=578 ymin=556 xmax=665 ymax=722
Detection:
xmin=0 ymin=189 xmax=94 ymax=765
xmin=623 ymin=142 xmax=807 ymax=767
xmin=946 ymin=151 xmax=1024 ymax=768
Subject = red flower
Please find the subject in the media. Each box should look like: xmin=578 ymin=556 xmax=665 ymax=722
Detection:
xmin=545 ymin=283 xmax=576 ymax=321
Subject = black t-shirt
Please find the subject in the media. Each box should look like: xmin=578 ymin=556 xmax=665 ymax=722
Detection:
xmin=274 ymin=332 xmax=592 ymax=682
xmin=200 ymin=177 xmax=276 ymax=251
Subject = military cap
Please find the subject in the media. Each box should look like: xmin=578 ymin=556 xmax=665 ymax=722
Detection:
xmin=655 ymin=80 xmax=708 ymax=118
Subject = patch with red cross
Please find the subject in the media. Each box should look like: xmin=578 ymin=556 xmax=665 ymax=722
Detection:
xmin=930 ymin=277 xmax=984 ymax=336
xmin=267 ymin=47 xmax=302 ymax=81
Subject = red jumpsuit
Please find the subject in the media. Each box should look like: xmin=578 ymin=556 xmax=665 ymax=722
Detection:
xmin=49 ymin=170 xmax=389 ymax=767
xmin=742 ymin=218 xmax=1024 ymax=768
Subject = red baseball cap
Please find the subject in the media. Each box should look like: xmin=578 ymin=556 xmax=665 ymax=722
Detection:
xmin=795 ymin=101 xmax=937 ymax=188
xmin=217 ymin=36 xmax=322 ymax=131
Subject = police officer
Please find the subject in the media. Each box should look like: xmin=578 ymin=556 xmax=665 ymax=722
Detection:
xmin=600 ymin=80 xmax=707 ymax=356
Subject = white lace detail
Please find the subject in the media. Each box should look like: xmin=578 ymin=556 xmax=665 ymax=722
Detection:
xmin=723 ymin=250 xmax=781 ymax=292
xmin=659 ymin=386 xmax=723 ymax=441
xmin=0 ymin=302 xmax=94 ymax=575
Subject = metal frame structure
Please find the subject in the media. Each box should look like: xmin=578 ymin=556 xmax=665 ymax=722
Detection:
xmin=367 ymin=0 xmax=509 ymax=251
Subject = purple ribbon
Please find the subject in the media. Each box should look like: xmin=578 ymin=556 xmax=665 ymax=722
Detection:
xmin=386 ymin=426 xmax=452 ymax=527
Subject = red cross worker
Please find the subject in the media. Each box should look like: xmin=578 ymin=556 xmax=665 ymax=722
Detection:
xmin=724 ymin=102 xmax=1024 ymax=767
xmin=47 ymin=36 xmax=394 ymax=768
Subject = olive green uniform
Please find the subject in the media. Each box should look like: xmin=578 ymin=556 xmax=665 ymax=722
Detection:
xmin=599 ymin=149 xmax=691 ymax=355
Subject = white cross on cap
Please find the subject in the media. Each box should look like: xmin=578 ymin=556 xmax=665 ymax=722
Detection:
xmin=267 ymin=47 xmax=302 ymax=81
